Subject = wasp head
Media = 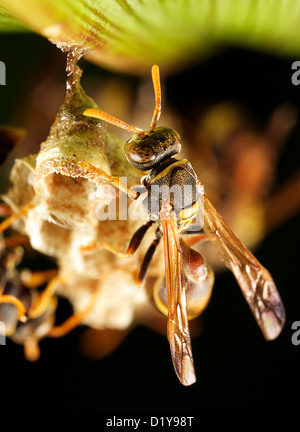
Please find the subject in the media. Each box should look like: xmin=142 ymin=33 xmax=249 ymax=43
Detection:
xmin=124 ymin=127 xmax=181 ymax=171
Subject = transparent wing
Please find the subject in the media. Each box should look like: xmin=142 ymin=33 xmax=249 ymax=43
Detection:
xmin=202 ymin=194 xmax=285 ymax=340
xmin=160 ymin=201 xmax=196 ymax=386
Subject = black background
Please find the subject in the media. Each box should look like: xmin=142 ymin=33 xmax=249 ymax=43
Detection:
xmin=0 ymin=33 xmax=300 ymax=413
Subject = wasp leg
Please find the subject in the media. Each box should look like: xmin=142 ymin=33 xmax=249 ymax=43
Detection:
xmin=23 ymin=337 xmax=40 ymax=362
xmin=20 ymin=268 xmax=59 ymax=289
xmin=183 ymin=233 xmax=209 ymax=247
xmin=48 ymin=290 xmax=98 ymax=338
xmin=78 ymin=161 xmax=139 ymax=200
xmin=29 ymin=276 xmax=63 ymax=319
xmin=0 ymin=202 xmax=34 ymax=233
xmin=0 ymin=295 xmax=27 ymax=322
xmin=138 ymin=233 xmax=161 ymax=286
xmin=82 ymin=221 xmax=154 ymax=259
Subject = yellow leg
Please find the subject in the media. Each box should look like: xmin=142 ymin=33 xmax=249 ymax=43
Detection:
xmin=48 ymin=291 xmax=98 ymax=338
xmin=23 ymin=337 xmax=40 ymax=362
xmin=0 ymin=203 xmax=34 ymax=233
xmin=29 ymin=276 xmax=63 ymax=319
xmin=81 ymin=241 xmax=133 ymax=259
xmin=21 ymin=268 xmax=59 ymax=289
xmin=184 ymin=233 xmax=209 ymax=247
xmin=0 ymin=295 xmax=27 ymax=322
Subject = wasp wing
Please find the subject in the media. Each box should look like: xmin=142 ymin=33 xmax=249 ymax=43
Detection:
xmin=202 ymin=194 xmax=285 ymax=340
xmin=160 ymin=201 xmax=196 ymax=386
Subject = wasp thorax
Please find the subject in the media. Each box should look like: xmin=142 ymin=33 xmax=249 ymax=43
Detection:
xmin=124 ymin=127 xmax=181 ymax=171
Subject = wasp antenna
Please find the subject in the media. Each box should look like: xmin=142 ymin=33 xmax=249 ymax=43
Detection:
xmin=83 ymin=109 xmax=145 ymax=137
xmin=150 ymin=65 xmax=162 ymax=130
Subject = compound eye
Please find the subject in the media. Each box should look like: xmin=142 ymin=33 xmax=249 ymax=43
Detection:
xmin=124 ymin=127 xmax=181 ymax=171
xmin=124 ymin=138 xmax=157 ymax=171
xmin=126 ymin=141 xmax=155 ymax=164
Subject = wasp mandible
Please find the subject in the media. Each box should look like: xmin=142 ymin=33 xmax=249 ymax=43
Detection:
xmin=82 ymin=65 xmax=285 ymax=386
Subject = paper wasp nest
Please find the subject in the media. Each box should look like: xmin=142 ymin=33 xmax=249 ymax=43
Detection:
xmin=3 ymin=64 xmax=165 ymax=336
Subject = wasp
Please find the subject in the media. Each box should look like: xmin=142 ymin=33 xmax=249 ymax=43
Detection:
xmin=0 ymin=235 xmax=55 ymax=360
xmin=0 ymin=228 xmax=97 ymax=360
xmin=81 ymin=65 xmax=285 ymax=386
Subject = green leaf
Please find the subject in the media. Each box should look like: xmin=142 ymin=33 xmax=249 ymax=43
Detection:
xmin=0 ymin=6 xmax=29 ymax=32
xmin=1 ymin=1 xmax=300 ymax=74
